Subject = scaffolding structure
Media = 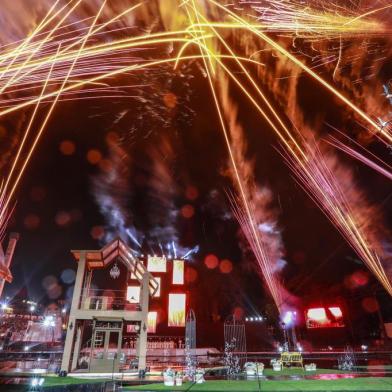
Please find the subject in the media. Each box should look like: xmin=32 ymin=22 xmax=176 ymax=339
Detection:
xmin=224 ymin=316 xmax=247 ymax=367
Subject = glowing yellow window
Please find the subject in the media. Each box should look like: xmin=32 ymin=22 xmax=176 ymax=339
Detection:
xmin=168 ymin=293 xmax=186 ymax=327
xmin=126 ymin=286 xmax=140 ymax=303
xmin=148 ymin=311 xmax=157 ymax=333
xmin=172 ymin=260 xmax=184 ymax=285
xmin=147 ymin=256 xmax=167 ymax=272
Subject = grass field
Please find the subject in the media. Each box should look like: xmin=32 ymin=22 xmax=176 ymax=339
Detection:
xmin=41 ymin=376 xmax=110 ymax=387
xmin=124 ymin=378 xmax=392 ymax=391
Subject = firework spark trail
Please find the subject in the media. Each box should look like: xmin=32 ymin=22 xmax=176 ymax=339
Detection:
xmin=0 ymin=0 xmax=388 ymax=116
xmin=207 ymin=0 xmax=392 ymax=144
xmin=0 ymin=0 xmax=391 ymax=298
xmin=181 ymin=1 xmax=392 ymax=295
xmin=327 ymin=135 xmax=392 ymax=181
xmin=283 ymin=140 xmax=392 ymax=295
xmin=219 ymin=74 xmax=285 ymax=311
xmin=0 ymin=2 xmax=143 ymax=96
xmin=242 ymin=0 xmax=390 ymax=38
xmin=0 ymin=0 xmax=106 ymax=223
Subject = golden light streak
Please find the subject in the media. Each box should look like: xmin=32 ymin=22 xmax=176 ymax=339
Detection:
xmin=208 ymin=0 xmax=392 ymax=144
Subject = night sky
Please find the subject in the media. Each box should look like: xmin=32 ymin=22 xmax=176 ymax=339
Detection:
xmin=1 ymin=0 xmax=392 ymax=336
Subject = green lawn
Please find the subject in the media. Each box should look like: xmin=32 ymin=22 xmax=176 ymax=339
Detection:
xmin=42 ymin=376 xmax=110 ymax=387
xmin=124 ymin=378 xmax=392 ymax=391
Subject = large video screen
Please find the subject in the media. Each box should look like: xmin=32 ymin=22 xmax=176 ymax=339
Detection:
xmin=306 ymin=306 xmax=344 ymax=329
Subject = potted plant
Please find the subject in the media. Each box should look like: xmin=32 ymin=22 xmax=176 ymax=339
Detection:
xmin=271 ymin=358 xmax=282 ymax=371
xmin=244 ymin=362 xmax=257 ymax=377
xmin=163 ymin=368 xmax=175 ymax=386
xmin=255 ymin=362 xmax=264 ymax=376
xmin=305 ymin=363 xmax=317 ymax=371
xmin=175 ymin=371 xmax=183 ymax=386
xmin=195 ymin=368 xmax=205 ymax=383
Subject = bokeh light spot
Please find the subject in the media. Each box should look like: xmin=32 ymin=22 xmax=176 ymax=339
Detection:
xmin=23 ymin=214 xmax=40 ymax=230
xmin=181 ymin=204 xmax=194 ymax=219
xmin=60 ymin=269 xmax=76 ymax=284
xmin=87 ymin=149 xmax=102 ymax=165
xmin=59 ymin=140 xmax=76 ymax=156
xmin=185 ymin=267 xmax=198 ymax=283
xmin=362 ymin=297 xmax=379 ymax=313
xmin=55 ymin=211 xmax=71 ymax=227
xmin=219 ymin=259 xmax=233 ymax=274
xmin=204 ymin=254 xmax=219 ymax=269
xmin=91 ymin=225 xmax=105 ymax=240
xmin=185 ymin=186 xmax=199 ymax=201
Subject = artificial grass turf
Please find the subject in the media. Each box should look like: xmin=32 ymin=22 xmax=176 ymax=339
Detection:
xmin=41 ymin=376 xmax=110 ymax=387
xmin=124 ymin=378 xmax=392 ymax=391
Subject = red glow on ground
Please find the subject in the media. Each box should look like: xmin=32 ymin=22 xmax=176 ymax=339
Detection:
xmin=181 ymin=204 xmax=194 ymax=218
xmin=219 ymin=259 xmax=233 ymax=274
xmin=204 ymin=254 xmax=219 ymax=269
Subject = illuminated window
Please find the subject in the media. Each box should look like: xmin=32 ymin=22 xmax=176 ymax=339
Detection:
xmin=328 ymin=306 xmax=343 ymax=318
xmin=149 ymin=277 xmax=161 ymax=297
xmin=172 ymin=260 xmax=184 ymax=285
xmin=148 ymin=312 xmax=157 ymax=333
xmin=307 ymin=308 xmax=326 ymax=321
xmin=168 ymin=293 xmax=186 ymax=327
xmin=126 ymin=286 xmax=140 ymax=303
xmin=147 ymin=256 xmax=167 ymax=272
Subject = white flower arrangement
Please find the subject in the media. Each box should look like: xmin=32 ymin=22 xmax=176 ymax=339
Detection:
xmin=244 ymin=362 xmax=264 ymax=376
xmin=195 ymin=368 xmax=205 ymax=383
xmin=305 ymin=363 xmax=317 ymax=371
xmin=270 ymin=358 xmax=282 ymax=371
xmin=163 ymin=368 xmax=175 ymax=386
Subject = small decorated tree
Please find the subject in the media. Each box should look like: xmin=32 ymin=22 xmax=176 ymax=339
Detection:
xmin=184 ymin=338 xmax=196 ymax=381
xmin=224 ymin=338 xmax=240 ymax=378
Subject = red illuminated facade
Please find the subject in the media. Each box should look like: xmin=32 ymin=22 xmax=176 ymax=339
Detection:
xmin=305 ymin=306 xmax=344 ymax=329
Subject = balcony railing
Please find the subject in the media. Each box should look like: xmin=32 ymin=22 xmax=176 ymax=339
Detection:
xmin=79 ymin=290 xmax=141 ymax=312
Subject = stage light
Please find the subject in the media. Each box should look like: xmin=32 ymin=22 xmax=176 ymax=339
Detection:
xmin=361 ymin=345 xmax=368 ymax=351
xmin=43 ymin=315 xmax=55 ymax=328
xmin=24 ymin=346 xmax=30 ymax=351
xmin=245 ymin=317 xmax=249 ymax=322
xmin=250 ymin=317 xmax=254 ymax=321
xmin=283 ymin=311 xmax=296 ymax=326
xmin=61 ymin=308 xmax=66 ymax=314
xmin=278 ymin=346 xmax=283 ymax=352
xmin=1 ymin=303 xmax=7 ymax=310
xmin=30 ymin=305 xmax=36 ymax=312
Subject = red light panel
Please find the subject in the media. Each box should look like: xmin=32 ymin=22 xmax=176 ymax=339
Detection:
xmin=306 ymin=306 xmax=344 ymax=328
